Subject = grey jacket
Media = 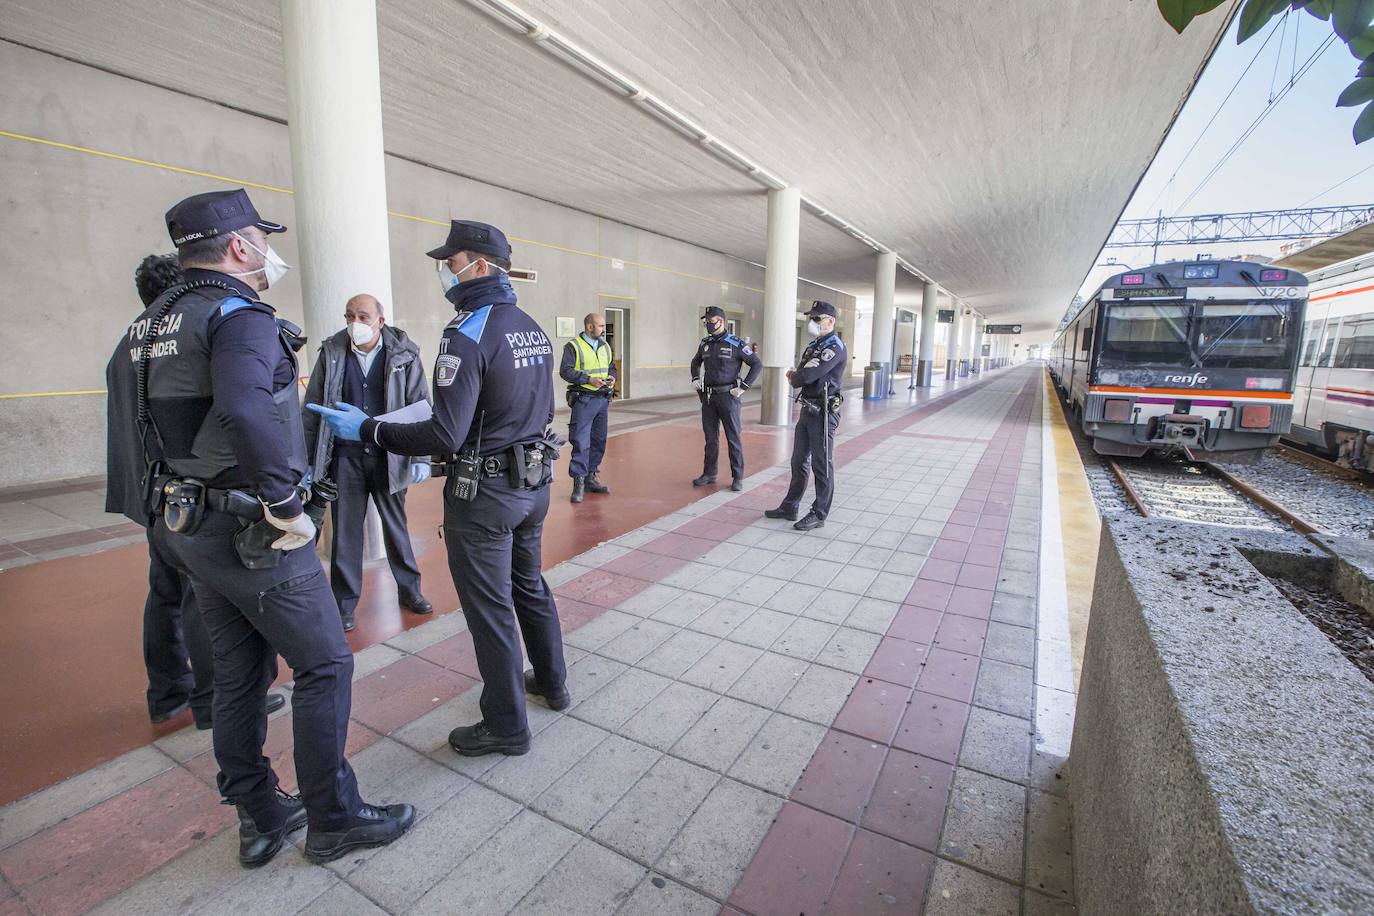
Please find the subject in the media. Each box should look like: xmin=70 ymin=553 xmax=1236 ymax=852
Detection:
xmin=302 ymin=325 xmax=431 ymax=495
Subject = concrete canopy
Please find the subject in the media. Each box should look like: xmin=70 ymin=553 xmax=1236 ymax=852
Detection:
xmin=0 ymin=0 xmax=1230 ymax=334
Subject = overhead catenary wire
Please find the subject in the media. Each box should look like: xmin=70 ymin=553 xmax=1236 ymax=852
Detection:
xmin=1299 ymin=162 xmax=1374 ymax=207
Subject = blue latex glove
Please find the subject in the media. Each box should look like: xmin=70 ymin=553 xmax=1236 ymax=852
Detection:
xmin=305 ymin=402 xmax=366 ymax=441
xmin=410 ymin=462 xmax=431 ymax=485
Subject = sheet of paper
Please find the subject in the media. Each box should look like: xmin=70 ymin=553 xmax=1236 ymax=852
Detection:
xmin=375 ymin=400 xmax=433 ymax=424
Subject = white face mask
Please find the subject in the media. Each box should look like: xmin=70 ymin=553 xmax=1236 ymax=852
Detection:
xmin=807 ymin=319 xmax=824 ymax=336
xmin=228 ymin=231 xmax=291 ymax=288
xmin=438 ymin=257 xmax=507 ymax=292
xmin=349 ymin=321 xmax=377 ymax=347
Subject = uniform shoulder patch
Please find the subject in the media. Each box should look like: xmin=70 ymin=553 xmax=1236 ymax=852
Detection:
xmin=821 ymin=348 xmax=834 ymax=361
xmin=219 ymin=296 xmax=255 ymax=316
xmin=435 ymin=353 xmax=462 ymax=387
xmin=724 ymin=334 xmax=742 ymax=346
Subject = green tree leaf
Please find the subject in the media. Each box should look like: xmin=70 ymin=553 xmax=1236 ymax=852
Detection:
xmin=1337 ymin=76 xmax=1374 ymax=105
xmin=1158 ymin=0 xmax=1230 ymax=31
xmin=1362 ymin=54 xmax=1374 ymax=74
xmin=1333 ymin=0 xmax=1374 ymax=41
xmin=1297 ymin=0 xmax=1334 ymax=22
xmin=1353 ymin=98 xmax=1374 ymax=142
xmin=1237 ymin=0 xmax=1289 ymax=42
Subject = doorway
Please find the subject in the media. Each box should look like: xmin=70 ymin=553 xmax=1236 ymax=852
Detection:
xmin=603 ymin=304 xmax=630 ymax=400
xmin=726 ymin=318 xmax=740 ymax=338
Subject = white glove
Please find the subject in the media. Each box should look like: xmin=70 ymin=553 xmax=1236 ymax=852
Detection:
xmin=410 ymin=462 xmax=431 ymax=485
xmin=803 ymin=358 xmax=821 ymax=369
xmin=262 ymin=509 xmax=315 ymax=551
xmin=730 ymin=386 xmax=743 ymax=398
xmin=692 ymin=377 xmax=704 ymax=392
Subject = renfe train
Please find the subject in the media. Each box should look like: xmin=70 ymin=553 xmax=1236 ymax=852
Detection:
xmin=1289 ymin=253 xmax=1374 ymax=471
xmin=1049 ymin=260 xmax=1309 ymax=461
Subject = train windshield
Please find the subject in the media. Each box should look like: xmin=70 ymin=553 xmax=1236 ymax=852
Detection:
xmin=1098 ymin=304 xmax=1192 ymax=368
xmin=1195 ymin=300 xmax=1296 ymax=369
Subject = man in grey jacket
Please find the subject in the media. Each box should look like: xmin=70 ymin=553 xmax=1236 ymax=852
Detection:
xmin=302 ymin=294 xmax=433 ymax=631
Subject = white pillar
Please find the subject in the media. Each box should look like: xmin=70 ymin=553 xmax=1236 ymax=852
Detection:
xmin=870 ymin=251 xmax=897 ymax=395
xmin=761 ymin=187 xmax=801 ymax=426
xmin=961 ymin=312 xmax=978 ymax=375
xmin=282 ymin=0 xmax=395 ymax=349
xmin=916 ymin=280 xmax=939 ymax=386
xmin=945 ymin=299 xmax=962 ymax=380
xmin=970 ymin=317 xmax=985 ymax=374
xmin=282 ymin=0 xmax=393 ymax=560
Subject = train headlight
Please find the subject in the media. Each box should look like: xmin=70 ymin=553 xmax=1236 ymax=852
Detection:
xmin=1103 ymin=398 xmax=1132 ymax=422
xmin=1239 ymin=405 xmax=1273 ymax=429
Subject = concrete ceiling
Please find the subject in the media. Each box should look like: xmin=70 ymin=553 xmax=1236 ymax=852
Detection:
xmin=0 ymin=0 xmax=1230 ymax=333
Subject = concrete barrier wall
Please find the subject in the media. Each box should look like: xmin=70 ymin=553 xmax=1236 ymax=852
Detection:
xmin=0 ymin=40 xmax=853 ymax=488
xmin=1071 ymin=518 xmax=1374 ymax=915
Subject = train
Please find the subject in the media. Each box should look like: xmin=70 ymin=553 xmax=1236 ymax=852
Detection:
xmin=1288 ymin=253 xmax=1374 ymax=471
xmin=1049 ymin=259 xmax=1309 ymax=462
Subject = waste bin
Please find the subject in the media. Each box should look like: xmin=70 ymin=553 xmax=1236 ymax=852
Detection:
xmin=863 ymin=364 xmax=886 ymax=400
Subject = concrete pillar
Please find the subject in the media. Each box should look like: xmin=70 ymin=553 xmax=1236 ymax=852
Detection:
xmin=961 ymin=313 xmax=978 ymax=376
xmin=760 ymin=186 xmax=801 ymax=426
xmin=281 ymin=0 xmax=394 ymax=348
xmin=945 ymin=300 xmax=962 ymax=380
xmin=971 ymin=317 xmax=985 ymax=374
xmin=915 ymin=280 xmax=939 ymax=386
xmin=282 ymin=0 xmax=393 ymax=559
xmin=870 ymin=251 xmax=897 ymax=396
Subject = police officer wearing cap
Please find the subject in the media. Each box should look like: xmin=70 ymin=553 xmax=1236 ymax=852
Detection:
xmin=691 ymin=306 xmax=761 ymax=491
xmin=105 ymin=189 xmax=414 ymax=869
xmin=765 ymin=300 xmax=848 ymax=530
xmin=309 ymin=219 xmax=569 ymax=758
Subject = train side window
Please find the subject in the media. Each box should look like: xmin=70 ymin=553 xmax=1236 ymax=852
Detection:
xmin=1071 ymin=327 xmax=1079 ymax=358
xmin=1300 ymin=320 xmax=1323 ymax=367
xmin=1333 ymin=314 xmax=1374 ymax=370
xmin=1081 ymin=327 xmax=1092 ymax=354
xmin=1318 ymin=319 xmax=1340 ymax=367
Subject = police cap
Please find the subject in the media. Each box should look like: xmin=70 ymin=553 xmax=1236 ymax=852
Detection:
xmin=426 ymin=220 xmax=512 ymax=262
xmin=702 ymin=306 xmax=726 ymax=321
xmin=165 ymin=189 xmax=285 ymax=247
xmin=806 ymin=300 xmax=838 ymax=319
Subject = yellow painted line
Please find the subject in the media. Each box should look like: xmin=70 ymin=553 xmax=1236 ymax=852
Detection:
xmin=598 ymin=293 xmax=637 ymax=301
xmin=1 ymin=129 xmax=765 ymax=293
xmin=1044 ymin=372 xmax=1098 ymax=682
xmin=0 ymin=389 xmax=106 ymax=400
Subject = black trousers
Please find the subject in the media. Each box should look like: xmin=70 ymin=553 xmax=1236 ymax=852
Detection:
xmin=443 ymin=474 xmax=566 ymax=737
xmin=781 ymin=406 xmax=842 ymax=519
xmin=329 ymin=449 xmax=422 ymax=614
xmin=700 ymin=390 xmax=745 ymax=480
xmin=163 ymin=514 xmax=363 ymax=830
xmin=567 ymin=394 xmax=609 ymax=479
xmin=144 ymin=525 xmax=214 ymax=723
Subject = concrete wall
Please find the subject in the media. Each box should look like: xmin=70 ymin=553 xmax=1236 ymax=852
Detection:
xmin=0 ymin=40 xmax=853 ymax=488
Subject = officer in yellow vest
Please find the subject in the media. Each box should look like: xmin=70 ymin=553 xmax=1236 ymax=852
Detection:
xmin=559 ymin=312 xmax=617 ymax=503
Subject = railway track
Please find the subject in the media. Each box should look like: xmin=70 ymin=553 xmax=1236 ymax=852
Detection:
xmin=1276 ymin=441 xmax=1373 ymax=487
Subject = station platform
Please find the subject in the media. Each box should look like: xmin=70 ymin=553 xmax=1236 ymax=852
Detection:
xmin=0 ymin=362 xmax=1094 ymax=915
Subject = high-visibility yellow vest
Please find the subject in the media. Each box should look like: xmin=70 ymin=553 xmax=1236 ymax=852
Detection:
xmin=571 ymin=334 xmax=612 ymax=391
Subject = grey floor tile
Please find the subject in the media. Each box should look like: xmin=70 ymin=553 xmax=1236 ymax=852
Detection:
xmin=791 ymin=558 xmax=844 ymax=587
xmin=591 ymin=756 xmax=719 ymax=863
xmin=652 ymin=591 xmax=718 ymax=627
xmin=1024 ymin=889 xmax=1078 ymax=915
xmin=564 ymin=653 xmax=631 ymax=712
xmin=990 ymin=592 xmax=1036 ymax=628
xmin=307 ymin=883 xmax=388 ymax=914
xmin=516 ymin=836 xmax=646 ymax=914
xmin=732 ymin=574 xmax=787 ymax=606
xmin=699 ymin=541 xmax=748 ymax=566
xmin=1026 ymin=790 xmax=1074 ymax=902
xmin=345 ymin=782 xmax=520 ymax=912
xmin=763 ymin=580 xmax=817 ymax=613
xmin=939 ymin=767 xmax=1027 ymax=884
xmin=725 ymin=650 xmax=808 ymax=709
xmin=1030 ymin=749 xmax=1071 ymax=799
xmin=815 ymin=626 xmax=883 ymax=674
xmin=983 ymin=621 xmax=1035 ymax=667
xmin=772 ymin=617 xmax=838 ymax=661
xmin=827 ymin=563 xmax=881 ymax=596
xmin=680 ymin=639 xmax=765 ymax=694
xmin=694 ymin=568 xmax=753 ymax=598
xmin=995 ymin=568 xmax=1037 ymax=599
xmin=566 ymin=609 xmax=642 ymax=651
xmin=185 ymin=842 xmax=337 ymax=915
xmin=618 ymin=681 xmax=720 ymax=750
xmin=726 ymin=607 xmax=795 ymax=649
xmin=573 ymin=666 xmax=674 ymax=731
xmin=974 ymin=658 xmax=1034 ymax=720
xmin=1000 ymin=548 xmax=1038 ymax=574
xmin=409 ymin=809 xmax=580 ymax=916
xmin=778 ymin=664 xmax=859 ymax=726
xmin=479 ymin=717 xmax=609 ymax=803
xmin=959 ymin=706 xmax=1033 ymax=785
xmin=844 ymin=597 xmax=901 ymax=634
xmin=727 ymin=712 xmax=826 ymax=795
xmin=726 ymin=549 xmax=784 ymax=575
xmin=884 ymin=550 xmax=929 ymax=576
xmin=687 ymin=599 xmax=755 ymax=639
xmin=638 ymin=629 xmax=721 ymax=679
xmin=381 ymin=688 xmax=500 ymax=780
xmin=597 ymin=618 xmax=681 ymax=665
xmin=618 ymin=875 xmax=719 ymax=915
xmin=849 ymin=544 xmax=894 ymax=569
xmin=670 ymin=694 xmax=772 ymax=773
xmin=867 ymin=571 xmax=917 ymax=602
xmin=658 ymin=777 xmax=784 ymax=899
xmin=382 ymin=611 xmax=468 ymax=654
xmin=802 ymin=589 xmax=862 ymax=623
xmin=532 ymin=735 xmax=661 ymax=831
xmin=616 ymin=583 xmax=687 ymax=617
xmin=89 ymin=829 xmax=245 ymax=915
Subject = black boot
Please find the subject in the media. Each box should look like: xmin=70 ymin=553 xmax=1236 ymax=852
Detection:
xmin=237 ymin=788 xmax=308 ymax=868
xmin=731 ymin=478 xmax=744 ymax=492
xmin=794 ymin=511 xmax=825 ymax=531
xmin=764 ymin=506 xmax=798 ymax=521
xmin=400 ymin=594 xmax=433 ymax=615
xmin=340 ymin=607 xmax=356 ymax=632
xmin=449 ymin=721 xmax=532 ymax=757
xmin=692 ymin=474 xmax=717 ymax=487
xmin=523 ymin=670 xmax=572 ymax=711
xmin=584 ymin=474 xmax=609 ymax=494
xmin=571 ymin=477 xmax=585 ymax=503
xmin=303 ymin=803 xmax=416 ymax=864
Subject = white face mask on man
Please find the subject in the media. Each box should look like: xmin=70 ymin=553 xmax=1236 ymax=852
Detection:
xmin=807 ymin=319 xmax=824 ymax=336
xmin=227 ymin=231 xmax=291 ymax=288
xmin=349 ymin=321 xmax=377 ymax=347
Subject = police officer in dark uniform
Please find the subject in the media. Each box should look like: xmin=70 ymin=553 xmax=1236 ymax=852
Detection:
xmin=765 ymin=301 xmax=848 ymax=531
xmin=309 ymin=219 xmax=569 ymax=758
xmin=105 ymin=189 xmax=413 ymax=868
xmin=690 ymin=306 xmax=761 ymax=491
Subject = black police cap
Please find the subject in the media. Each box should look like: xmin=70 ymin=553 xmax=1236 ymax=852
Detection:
xmin=703 ymin=306 xmax=726 ymax=321
xmin=807 ymin=300 xmax=838 ymax=319
xmin=165 ymin=189 xmax=285 ymax=247
xmin=426 ymin=220 xmax=512 ymax=261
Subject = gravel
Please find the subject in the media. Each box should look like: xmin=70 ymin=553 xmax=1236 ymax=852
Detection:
xmin=1267 ymin=574 xmax=1374 ymax=687
xmin=1222 ymin=451 xmax=1374 ymax=539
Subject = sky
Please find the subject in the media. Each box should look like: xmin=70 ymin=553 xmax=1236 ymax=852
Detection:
xmin=1074 ymin=7 xmax=1374 ymax=303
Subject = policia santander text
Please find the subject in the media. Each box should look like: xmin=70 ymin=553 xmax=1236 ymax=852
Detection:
xmin=105 ymin=189 xmax=414 ymax=869
xmin=310 ymin=219 xmax=569 ymax=759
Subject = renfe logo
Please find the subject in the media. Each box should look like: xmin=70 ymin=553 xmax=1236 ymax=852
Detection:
xmin=1163 ymin=373 xmax=1209 ymax=386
